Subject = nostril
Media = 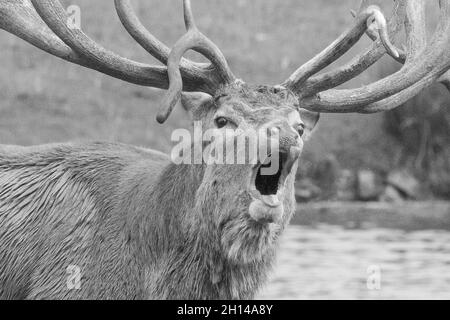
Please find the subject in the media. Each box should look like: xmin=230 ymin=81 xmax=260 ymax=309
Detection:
xmin=297 ymin=125 xmax=305 ymax=138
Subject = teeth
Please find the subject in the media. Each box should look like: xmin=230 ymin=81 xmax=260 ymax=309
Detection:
xmin=260 ymin=195 xmax=281 ymax=207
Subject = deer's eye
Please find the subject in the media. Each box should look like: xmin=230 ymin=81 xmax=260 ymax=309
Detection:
xmin=297 ymin=124 xmax=305 ymax=137
xmin=215 ymin=117 xmax=229 ymax=128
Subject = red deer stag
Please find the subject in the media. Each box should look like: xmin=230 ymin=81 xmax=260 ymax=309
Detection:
xmin=0 ymin=0 xmax=449 ymax=299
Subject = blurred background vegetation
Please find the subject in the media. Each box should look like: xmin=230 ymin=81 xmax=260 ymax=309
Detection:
xmin=0 ymin=0 xmax=448 ymax=200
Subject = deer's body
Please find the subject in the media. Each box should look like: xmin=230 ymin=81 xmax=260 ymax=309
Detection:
xmin=0 ymin=142 xmax=167 ymax=299
xmin=1 ymin=0 xmax=449 ymax=300
xmin=0 ymin=142 xmax=290 ymax=299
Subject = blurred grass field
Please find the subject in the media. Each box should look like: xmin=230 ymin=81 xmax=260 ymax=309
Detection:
xmin=0 ymin=0 xmax=425 ymax=170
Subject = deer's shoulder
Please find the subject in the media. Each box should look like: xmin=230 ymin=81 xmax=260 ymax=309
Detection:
xmin=0 ymin=141 xmax=170 ymax=167
xmin=0 ymin=141 xmax=171 ymax=200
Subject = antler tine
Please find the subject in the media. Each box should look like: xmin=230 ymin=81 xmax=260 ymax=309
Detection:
xmin=283 ymin=5 xmax=399 ymax=92
xmin=0 ymin=0 xmax=77 ymax=62
xmin=368 ymin=8 xmax=400 ymax=60
xmin=31 ymin=0 xmax=180 ymax=89
xmin=0 ymin=0 xmax=171 ymax=88
xmin=352 ymin=0 xmax=405 ymax=63
xmin=114 ymin=0 xmax=209 ymax=73
xmin=183 ymin=0 xmax=196 ymax=30
xmin=301 ymin=0 xmax=450 ymax=113
xmin=114 ymin=0 xmax=170 ymax=65
xmin=404 ymin=0 xmax=427 ymax=61
xmin=357 ymin=0 xmax=450 ymax=113
xmin=298 ymin=0 xmax=407 ymax=98
xmin=157 ymin=0 xmax=235 ymax=124
xmin=356 ymin=70 xmax=444 ymax=114
xmin=180 ymin=0 xmax=234 ymax=84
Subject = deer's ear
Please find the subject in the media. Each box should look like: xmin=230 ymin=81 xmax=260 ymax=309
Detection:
xmin=299 ymin=108 xmax=320 ymax=141
xmin=181 ymin=92 xmax=213 ymax=115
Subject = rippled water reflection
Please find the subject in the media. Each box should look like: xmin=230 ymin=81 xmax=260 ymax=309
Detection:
xmin=259 ymin=224 xmax=450 ymax=299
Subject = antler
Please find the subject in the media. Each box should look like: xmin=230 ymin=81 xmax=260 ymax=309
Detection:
xmin=0 ymin=0 xmax=234 ymax=121
xmin=283 ymin=5 xmax=400 ymax=92
xmin=283 ymin=0 xmax=450 ymax=114
xmin=158 ymin=0 xmax=235 ymax=123
xmin=3 ymin=0 xmax=448 ymax=118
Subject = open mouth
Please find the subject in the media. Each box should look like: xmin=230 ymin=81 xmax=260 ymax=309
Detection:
xmin=249 ymin=147 xmax=301 ymax=208
xmin=255 ymin=153 xmax=286 ymax=196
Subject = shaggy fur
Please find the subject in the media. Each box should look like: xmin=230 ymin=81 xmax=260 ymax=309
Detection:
xmin=0 ymin=85 xmax=318 ymax=299
xmin=0 ymin=142 xmax=295 ymax=299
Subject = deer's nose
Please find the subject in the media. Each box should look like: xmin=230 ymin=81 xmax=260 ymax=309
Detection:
xmin=257 ymin=122 xmax=302 ymax=173
xmin=268 ymin=122 xmax=301 ymax=153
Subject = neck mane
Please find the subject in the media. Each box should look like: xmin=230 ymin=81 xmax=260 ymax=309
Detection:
xmin=127 ymin=162 xmax=277 ymax=299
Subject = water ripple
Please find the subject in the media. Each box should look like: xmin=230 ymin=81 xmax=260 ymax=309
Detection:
xmin=259 ymin=224 xmax=450 ymax=299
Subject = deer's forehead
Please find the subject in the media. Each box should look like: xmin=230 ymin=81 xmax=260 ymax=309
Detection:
xmin=218 ymin=99 xmax=296 ymax=120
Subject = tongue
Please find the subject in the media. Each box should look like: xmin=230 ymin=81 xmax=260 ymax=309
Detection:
xmin=261 ymin=195 xmax=281 ymax=207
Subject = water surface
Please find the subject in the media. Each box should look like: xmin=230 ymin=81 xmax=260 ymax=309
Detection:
xmin=260 ymin=224 xmax=450 ymax=299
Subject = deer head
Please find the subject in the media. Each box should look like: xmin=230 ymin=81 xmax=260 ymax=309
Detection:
xmin=177 ymin=84 xmax=320 ymax=264
xmin=1 ymin=0 xmax=450 ymax=273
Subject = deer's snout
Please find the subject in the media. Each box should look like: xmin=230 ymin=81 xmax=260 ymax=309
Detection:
xmin=261 ymin=120 xmax=302 ymax=157
xmin=248 ymin=121 xmax=302 ymax=224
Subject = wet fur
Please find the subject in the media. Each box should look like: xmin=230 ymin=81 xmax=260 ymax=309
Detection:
xmin=0 ymin=141 xmax=297 ymax=299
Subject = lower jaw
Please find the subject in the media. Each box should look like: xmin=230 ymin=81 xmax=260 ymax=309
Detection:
xmin=248 ymin=171 xmax=289 ymax=223
xmin=248 ymin=155 xmax=294 ymax=223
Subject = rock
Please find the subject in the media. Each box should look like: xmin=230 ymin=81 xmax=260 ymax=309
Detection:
xmin=356 ymin=170 xmax=382 ymax=201
xmin=313 ymin=154 xmax=340 ymax=197
xmin=335 ymin=169 xmax=357 ymax=201
xmin=379 ymin=185 xmax=405 ymax=203
xmin=387 ymin=169 xmax=421 ymax=199
xmin=295 ymin=178 xmax=321 ymax=202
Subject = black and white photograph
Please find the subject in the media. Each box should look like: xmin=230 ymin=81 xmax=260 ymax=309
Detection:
xmin=0 ymin=0 xmax=449 ymax=305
